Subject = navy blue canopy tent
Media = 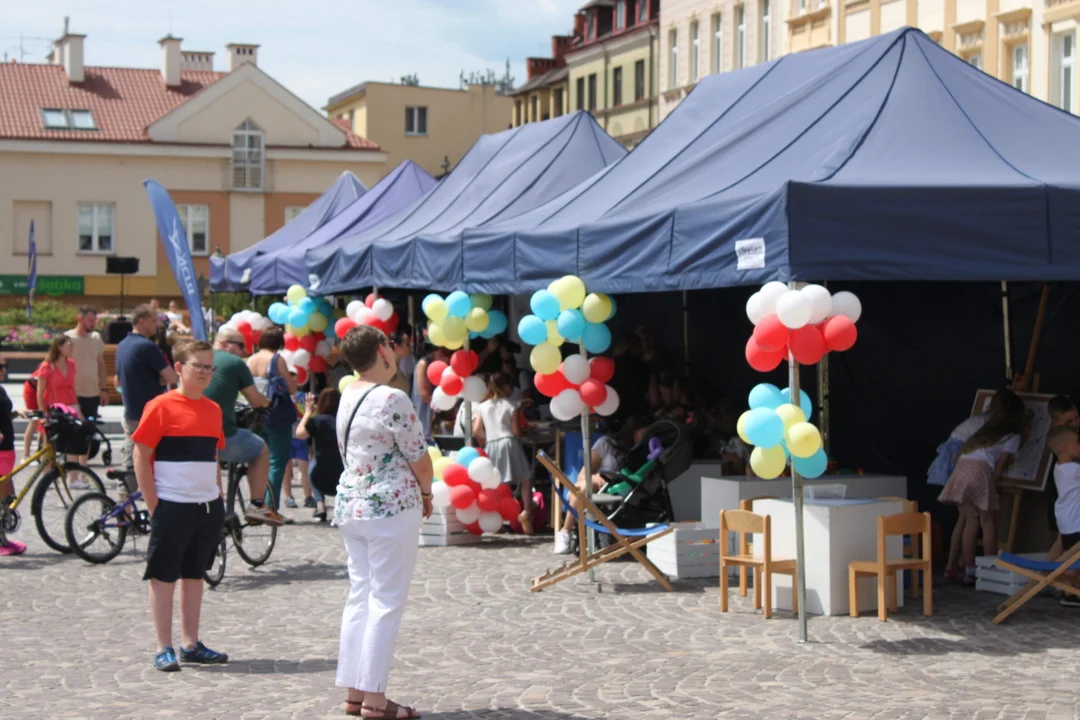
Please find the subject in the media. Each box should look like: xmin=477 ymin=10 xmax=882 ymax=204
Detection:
xmin=247 ymin=160 xmax=435 ymax=295
xmin=210 ymin=170 xmax=366 ymax=292
xmin=306 ymin=111 xmax=626 ymax=295
xmin=454 ymin=28 xmax=1080 ymax=295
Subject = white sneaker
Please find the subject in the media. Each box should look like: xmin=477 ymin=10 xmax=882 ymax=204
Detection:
xmin=69 ymin=479 xmax=90 ymax=490
xmin=553 ymin=530 xmax=572 ymax=555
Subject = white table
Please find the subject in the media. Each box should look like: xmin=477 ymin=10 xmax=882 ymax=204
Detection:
xmin=667 ymin=462 xmax=727 ymax=522
xmin=754 ymin=498 xmax=905 ymax=616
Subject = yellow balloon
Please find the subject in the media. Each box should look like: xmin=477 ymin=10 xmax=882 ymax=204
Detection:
xmin=465 ymin=307 xmax=490 ymax=333
xmin=786 ymin=422 xmax=822 ymax=459
xmin=307 ymin=312 xmax=328 ymax=332
xmin=551 ymin=275 xmax=587 ymax=311
xmin=286 ymin=284 xmax=307 ymax=304
xmin=582 ymin=293 xmax=612 ymax=323
xmin=428 ymin=322 xmax=446 ymax=347
xmin=530 ymin=342 xmax=562 ymax=374
xmin=444 ymin=337 xmax=464 ymax=350
xmin=443 ymin=317 xmax=467 ymax=343
xmin=737 ymin=411 xmax=752 ymax=445
xmin=425 ymin=298 xmax=449 ymax=323
xmin=286 ymin=323 xmax=309 ymax=337
xmin=427 ymin=445 xmax=443 ymax=460
xmin=545 ymin=320 xmax=565 ymax=347
xmin=469 ymin=293 xmax=493 ymax=311
xmin=338 ymin=375 xmax=357 ymax=392
xmin=750 ymin=445 xmax=788 ymax=480
xmin=775 ymin=404 xmax=807 ymax=431
xmin=432 ymin=456 xmax=453 ymax=481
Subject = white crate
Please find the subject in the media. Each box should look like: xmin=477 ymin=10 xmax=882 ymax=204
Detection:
xmin=419 ymin=507 xmax=482 ymax=547
xmin=646 ymin=522 xmax=721 ymax=579
xmin=973 ymin=553 xmax=1042 ymax=595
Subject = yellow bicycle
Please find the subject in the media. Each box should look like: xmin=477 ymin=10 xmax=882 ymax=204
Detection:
xmin=0 ymin=408 xmax=106 ymax=553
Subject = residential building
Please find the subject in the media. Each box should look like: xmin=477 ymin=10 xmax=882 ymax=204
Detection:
xmin=0 ymin=23 xmax=385 ymax=308
xmin=510 ymin=35 xmax=574 ymax=126
xmin=567 ymin=0 xmax=661 ymax=148
xmin=325 ymin=80 xmax=512 ymax=179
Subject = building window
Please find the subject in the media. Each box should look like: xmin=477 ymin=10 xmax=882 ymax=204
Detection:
xmin=576 ymin=77 xmax=585 ymax=110
xmin=285 ymin=206 xmax=306 ymax=223
xmin=713 ymin=14 xmax=723 ymax=74
xmin=1057 ymin=33 xmax=1075 ymax=112
xmin=587 ymin=12 xmax=596 ymax=40
xmin=405 ymin=106 xmax=428 ymax=135
xmin=799 ymin=0 xmax=808 ymax=12
xmin=616 ymin=0 xmax=627 ymax=29
xmin=967 ymin=54 xmax=982 ymax=70
xmin=530 ymin=95 xmax=538 ymax=122
xmin=348 ymin=109 xmax=355 ymax=129
xmin=554 ymin=87 xmax=564 ymax=116
xmin=634 ymin=59 xmax=646 ymax=101
xmin=613 ymin=66 xmax=624 ymax=105
xmin=587 ymin=73 xmax=598 ymax=110
xmin=1012 ymin=43 xmax=1029 ymax=92
xmin=669 ymin=29 xmax=679 ymax=89
xmin=736 ymin=6 xmax=746 ymax=69
xmin=232 ymin=120 xmax=264 ymax=190
xmin=177 ymin=204 xmax=210 ymax=256
xmin=638 ymin=0 xmax=648 ymax=23
xmin=691 ymin=21 xmax=700 ymax=81
xmin=515 ymin=100 xmax=522 ymax=125
xmin=77 ymin=203 xmax=114 ymax=254
xmin=41 ymin=108 xmax=97 ymax=130
xmin=761 ymin=0 xmax=771 ymax=62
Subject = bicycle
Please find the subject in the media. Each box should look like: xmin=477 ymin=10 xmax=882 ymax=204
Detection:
xmin=0 ymin=408 xmax=106 ymax=553
xmin=63 ymin=470 xmax=152 ymax=564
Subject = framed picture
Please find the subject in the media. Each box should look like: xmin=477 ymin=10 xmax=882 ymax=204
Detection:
xmin=971 ymin=390 xmax=1055 ymax=491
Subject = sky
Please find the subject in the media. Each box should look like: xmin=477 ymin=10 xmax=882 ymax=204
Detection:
xmin=4 ymin=0 xmax=583 ymax=111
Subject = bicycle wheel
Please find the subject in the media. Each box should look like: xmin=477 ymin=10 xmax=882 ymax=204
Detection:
xmin=227 ymin=465 xmax=277 ymax=567
xmin=64 ymin=492 xmax=128 ymax=564
xmin=204 ymin=536 xmax=227 ymax=587
xmin=32 ymin=462 xmax=107 ymax=554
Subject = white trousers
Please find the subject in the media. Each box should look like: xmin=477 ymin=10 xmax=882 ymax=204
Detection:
xmin=336 ymin=504 xmax=422 ymax=692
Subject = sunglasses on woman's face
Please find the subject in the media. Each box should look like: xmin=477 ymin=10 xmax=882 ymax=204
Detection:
xmin=384 ymin=340 xmax=397 ymax=351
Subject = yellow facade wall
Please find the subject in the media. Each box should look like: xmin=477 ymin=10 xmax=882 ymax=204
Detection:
xmin=568 ymin=29 xmax=659 ymax=147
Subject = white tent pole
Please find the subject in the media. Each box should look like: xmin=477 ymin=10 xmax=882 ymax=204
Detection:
xmin=581 ymin=346 xmax=596 ymax=583
xmin=1001 ymin=281 xmax=1013 ymax=381
xmin=789 ymin=281 xmax=809 ymax=643
xmin=464 ymin=335 xmax=473 ymax=447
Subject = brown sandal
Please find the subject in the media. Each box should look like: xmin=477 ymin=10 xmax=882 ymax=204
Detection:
xmin=359 ymin=699 xmax=420 ymax=719
xmin=344 ymin=700 xmax=365 ymax=717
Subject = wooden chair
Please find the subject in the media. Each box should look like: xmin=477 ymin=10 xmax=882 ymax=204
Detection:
xmin=992 ymin=541 xmax=1080 ymax=624
xmin=849 ymin=511 xmax=932 ymax=621
xmin=719 ymin=509 xmax=797 ymax=619
xmin=737 ymin=497 xmax=776 ymax=598
xmin=879 ymin=497 xmax=922 ymax=598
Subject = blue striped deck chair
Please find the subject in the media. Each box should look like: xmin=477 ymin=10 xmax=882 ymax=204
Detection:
xmin=531 ymin=451 xmax=674 ymax=592
xmin=992 ymin=541 xmax=1080 ymax=624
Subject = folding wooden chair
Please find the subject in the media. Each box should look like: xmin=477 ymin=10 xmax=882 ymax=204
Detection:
xmin=849 ymin=511 xmax=932 ymax=621
xmin=992 ymin=541 xmax=1080 ymax=624
xmin=531 ymin=451 xmax=674 ymax=592
xmin=719 ymin=509 xmax=797 ymax=619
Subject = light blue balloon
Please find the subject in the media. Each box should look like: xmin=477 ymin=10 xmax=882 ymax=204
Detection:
xmin=748 ymin=383 xmax=785 ymax=411
xmin=744 ymin=408 xmax=785 ymax=448
xmin=781 ymin=387 xmax=813 ymax=420
xmin=268 ymin=302 xmax=288 ymax=325
xmin=446 ymin=291 xmax=471 ymax=318
xmin=298 ymin=297 xmax=315 ymax=314
xmin=486 ymin=310 xmax=508 ymax=335
xmin=793 ymin=449 xmax=828 ymax=478
xmin=582 ymin=322 xmax=612 ymax=354
xmin=422 ymin=293 xmax=442 ymax=315
xmin=607 ymin=295 xmax=617 ymax=320
xmin=518 ymin=315 xmax=548 ymax=346
xmin=530 ymin=290 xmax=561 ymax=321
xmin=456 ymin=447 xmax=480 ymax=468
xmin=288 ymin=308 xmax=309 ymax=327
xmin=556 ymin=309 xmax=586 ymax=342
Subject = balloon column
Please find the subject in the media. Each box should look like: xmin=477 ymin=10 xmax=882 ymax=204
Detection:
xmin=332 ymin=292 xmax=403 ymax=340
xmin=218 ymin=310 xmax=274 ymax=355
xmin=264 ymin=285 xmax=338 ymax=383
xmin=427 ymin=446 xmax=522 ymax=535
xmin=737 ymin=384 xmax=827 ymax=479
xmin=517 ymin=276 xmax=620 ymax=421
xmin=744 ymin=282 xmax=862 ymax=371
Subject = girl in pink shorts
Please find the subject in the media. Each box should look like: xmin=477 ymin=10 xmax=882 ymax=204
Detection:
xmin=0 ymin=353 xmax=27 ymax=555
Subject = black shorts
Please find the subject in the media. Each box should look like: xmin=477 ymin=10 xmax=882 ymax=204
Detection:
xmin=76 ymin=395 xmax=101 ymax=422
xmin=1062 ymin=533 xmax=1080 ymax=553
xmin=143 ymin=498 xmax=225 ymax=583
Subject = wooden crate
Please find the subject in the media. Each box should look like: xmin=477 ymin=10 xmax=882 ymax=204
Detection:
xmin=419 ymin=507 xmax=482 ymax=547
xmin=646 ymin=522 xmax=721 ymax=579
xmin=974 ymin=553 xmax=1043 ymax=595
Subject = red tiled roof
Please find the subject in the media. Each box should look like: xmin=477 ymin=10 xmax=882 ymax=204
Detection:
xmin=331 ymin=117 xmax=380 ymax=150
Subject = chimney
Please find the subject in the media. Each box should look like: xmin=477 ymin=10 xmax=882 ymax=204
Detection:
xmin=55 ymin=17 xmax=85 ymax=83
xmin=573 ymin=13 xmax=586 ymax=38
xmin=159 ymin=35 xmax=183 ymax=88
xmin=181 ymin=50 xmax=215 ymax=72
xmin=226 ymin=43 xmax=259 ymax=71
xmin=552 ymin=35 xmax=572 ymax=66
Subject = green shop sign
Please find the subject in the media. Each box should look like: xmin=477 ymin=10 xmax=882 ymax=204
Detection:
xmin=0 ymin=275 xmax=85 ymax=296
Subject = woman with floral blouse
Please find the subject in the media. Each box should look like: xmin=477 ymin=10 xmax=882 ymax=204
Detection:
xmin=334 ymin=324 xmax=433 ymax=719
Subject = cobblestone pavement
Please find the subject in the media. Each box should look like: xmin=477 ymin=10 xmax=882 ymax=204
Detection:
xmin=3 ymin=480 xmax=1080 ymax=720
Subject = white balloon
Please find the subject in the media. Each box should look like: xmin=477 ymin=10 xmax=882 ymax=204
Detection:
xmin=595 ymin=386 xmax=620 ymax=416
xmin=315 ymin=340 xmax=332 ymax=358
xmin=253 ymin=315 xmax=273 ymax=331
xmin=461 ymin=376 xmax=487 ymax=403
xmin=758 ymin=281 xmax=789 ymax=316
xmin=746 ymin=292 xmax=767 ymax=326
xmin=549 ymin=399 xmax=575 ymax=422
xmin=346 ymin=300 xmax=365 ymax=322
xmin=468 ymin=457 xmax=495 ymax=486
xmin=431 ymin=481 xmax=452 ymax=510
xmin=372 ymin=298 xmax=394 ymax=322
xmin=357 ymin=308 xmax=378 ymax=326
xmin=801 ymin=284 xmax=833 ymax=325
xmin=490 ymin=468 xmax=503 ymax=487
xmin=456 ymin=503 xmax=481 ymax=525
xmin=561 ymin=354 xmax=590 ymax=385
xmin=775 ymin=289 xmax=812 ymax=330
xmin=292 ymin=349 xmax=311 ymax=368
xmin=431 ymin=387 xmax=458 ymax=411
xmin=830 ymin=291 xmax=862 ymax=323
xmin=280 ymin=349 xmax=295 ymax=365
xmin=477 ymin=511 xmax=503 ymax=534
xmin=554 ymin=388 xmax=585 ymax=419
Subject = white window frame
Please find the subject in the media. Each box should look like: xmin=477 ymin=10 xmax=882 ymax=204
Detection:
xmin=691 ymin=20 xmax=700 ymax=81
xmin=616 ymin=0 xmax=626 ymax=29
xmin=713 ymin=14 xmax=723 ymax=74
xmin=761 ymin=0 xmax=771 ymax=62
xmin=41 ymin=108 xmax=97 ymax=130
xmin=799 ymin=0 xmax=808 ymax=13
xmin=232 ymin=120 xmax=265 ymax=191
xmin=967 ymin=53 xmax=982 ymax=70
xmin=405 ymin=105 xmax=428 ymax=136
xmin=1012 ymin=43 xmax=1029 ymax=92
xmin=177 ymin=204 xmax=210 ymax=256
xmin=1058 ymin=32 xmax=1075 ymax=113
xmin=77 ymin=203 xmax=114 ymax=255
xmin=736 ymin=6 xmax=746 ymax=69
xmin=669 ymin=29 xmax=679 ymax=89
xmin=638 ymin=0 xmax=649 ymax=24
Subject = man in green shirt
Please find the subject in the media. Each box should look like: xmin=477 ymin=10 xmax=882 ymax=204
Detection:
xmin=204 ymin=330 xmax=283 ymax=526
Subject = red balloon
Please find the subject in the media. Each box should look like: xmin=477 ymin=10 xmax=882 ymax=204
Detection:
xmin=589 ymin=356 xmax=615 ymax=384
xmin=251 ymin=330 xmax=262 ymax=347
xmin=579 ymin=379 xmax=608 ymax=407
xmin=450 ymin=350 xmax=479 ymax=378
xmin=467 ymin=480 xmax=483 ymax=496
xmin=753 ymin=314 xmax=789 ymax=352
xmin=284 ymin=333 xmax=299 ymax=352
xmin=465 ymin=521 xmax=483 ymax=536
xmin=534 ymin=371 xmax=570 ymax=398
xmin=449 ymin=484 xmax=476 ymax=509
xmin=295 ymin=367 xmax=308 ymax=385
xmin=495 ymin=483 xmax=513 ymax=500
xmin=312 ymin=331 xmax=326 ymax=341
xmin=477 ymin=488 xmax=500 ymax=512
xmin=386 ymin=313 xmax=400 ymax=333
xmin=440 ymin=370 xmax=463 ymax=396
xmin=823 ymin=315 xmax=858 ymax=352
xmin=365 ymin=293 xmax=377 ymax=308
xmin=443 ymin=463 xmax=469 ymax=487
xmin=334 ymin=318 xmax=357 ymax=339
xmin=299 ymin=334 xmax=317 ymax=353
xmin=426 ymin=360 xmax=448 ymax=387
xmin=789 ymin=325 xmax=827 ymax=364
xmin=745 ymin=336 xmax=785 ymax=372
xmin=497 ymin=496 xmax=522 ymax=522
xmin=235 ymin=320 xmax=252 ymax=335
xmin=309 ymin=355 xmax=327 ymax=373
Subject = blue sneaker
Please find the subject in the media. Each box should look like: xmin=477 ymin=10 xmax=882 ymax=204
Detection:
xmin=179 ymin=641 xmax=228 ymax=664
xmin=154 ymin=646 xmax=180 ymax=672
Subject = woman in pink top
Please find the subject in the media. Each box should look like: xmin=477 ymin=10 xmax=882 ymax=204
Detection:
xmin=36 ymin=335 xmax=78 ymax=412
